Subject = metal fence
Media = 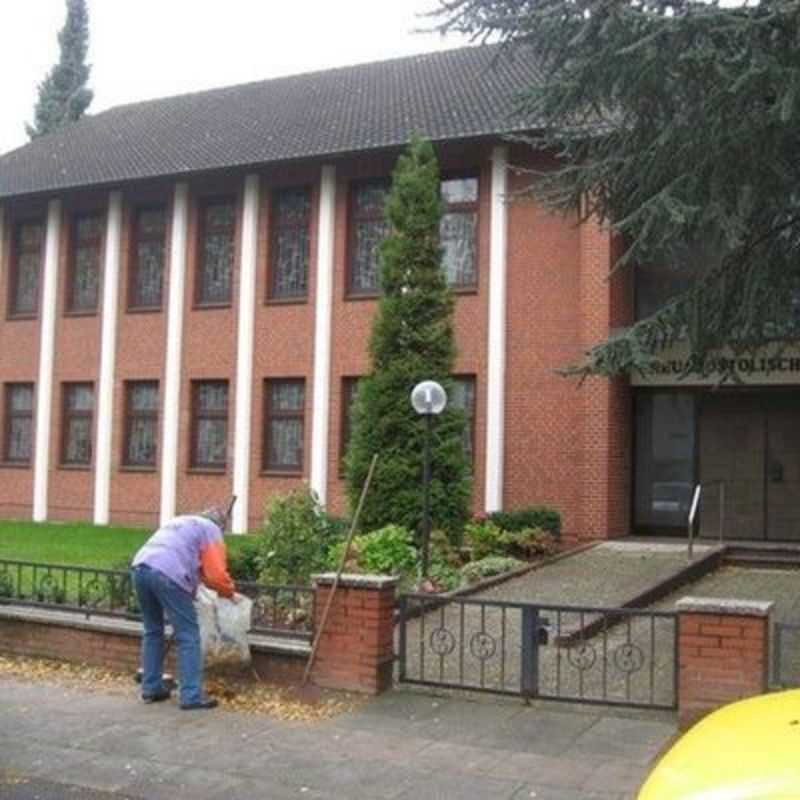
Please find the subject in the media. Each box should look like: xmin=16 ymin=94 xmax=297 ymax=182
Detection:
xmin=772 ymin=622 xmax=800 ymax=688
xmin=398 ymin=594 xmax=678 ymax=710
xmin=0 ymin=559 xmax=314 ymax=640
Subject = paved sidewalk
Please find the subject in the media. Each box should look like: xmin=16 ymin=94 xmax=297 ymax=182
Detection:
xmin=0 ymin=678 xmax=674 ymax=800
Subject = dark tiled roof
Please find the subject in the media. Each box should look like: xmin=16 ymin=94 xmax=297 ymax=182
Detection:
xmin=0 ymin=44 xmax=542 ymax=200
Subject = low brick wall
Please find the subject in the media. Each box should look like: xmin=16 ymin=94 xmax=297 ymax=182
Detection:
xmin=677 ymin=597 xmax=773 ymax=729
xmin=0 ymin=606 xmax=308 ymax=686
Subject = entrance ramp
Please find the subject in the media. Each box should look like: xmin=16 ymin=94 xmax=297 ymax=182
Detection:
xmin=472 ymin=541 xmax=721 ymax=611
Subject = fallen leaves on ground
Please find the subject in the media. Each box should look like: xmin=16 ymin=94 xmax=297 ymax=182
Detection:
xmin=0 ymin=655 xmax=363 ymax=722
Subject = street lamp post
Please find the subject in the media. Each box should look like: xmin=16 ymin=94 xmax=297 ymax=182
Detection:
xmin=411 ymin=380 xmax=447 ymax=577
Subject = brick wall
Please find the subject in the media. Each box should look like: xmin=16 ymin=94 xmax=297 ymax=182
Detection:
xmin=0 ymin=612 xmax=306 ymax=687
xmin=0 ymin=139 xmax=634 ymax=541
xmin=677 ymin=597 xmax=773 ymax=729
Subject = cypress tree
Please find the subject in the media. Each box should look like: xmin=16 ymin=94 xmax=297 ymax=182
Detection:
xmin=345 ymin=136 xmax=471 ymax=538
xmin=27 ymin=0 xmax=93 ymax=140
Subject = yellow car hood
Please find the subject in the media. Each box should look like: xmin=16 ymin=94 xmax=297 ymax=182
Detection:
xmin=638 ymin=690 xmax=800 ymax=800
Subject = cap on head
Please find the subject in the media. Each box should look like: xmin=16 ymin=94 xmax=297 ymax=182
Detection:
xmin=199 ymin=505 xmax=227 ymax=531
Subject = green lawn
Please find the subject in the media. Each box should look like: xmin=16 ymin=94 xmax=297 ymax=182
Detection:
xmin=0 ymin=520 xmax=252 ymax=568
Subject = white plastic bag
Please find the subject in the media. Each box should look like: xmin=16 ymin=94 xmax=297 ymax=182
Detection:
xmin=195 ymin=586 xmax=253 ymax=666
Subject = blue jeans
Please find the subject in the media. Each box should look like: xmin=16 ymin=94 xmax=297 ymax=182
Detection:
xmin=132 ymin=564 xmax=203 ymax=706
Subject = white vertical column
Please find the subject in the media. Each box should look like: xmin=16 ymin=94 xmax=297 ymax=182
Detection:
xmin=160 ymin=183 xmax=190 ymax=525
xmin=93 ymin=191 xmax=123 ymax=525
xmin=309 ymin=165 xmax=336 ymax=505
xmin=33 ymin=198 xmax=62 ymax=522
xmin=485 ymin=145 xmax=509 ymax=513
xmin=232 ymin=174 xmax=260 ymax=534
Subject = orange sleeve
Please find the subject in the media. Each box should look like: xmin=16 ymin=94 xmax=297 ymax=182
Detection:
xmin=200 ymin=540 xmax=236 ymax=598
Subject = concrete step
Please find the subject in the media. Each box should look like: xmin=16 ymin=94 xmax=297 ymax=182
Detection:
xmin=724 ymin=550 xmax=800 ymax=569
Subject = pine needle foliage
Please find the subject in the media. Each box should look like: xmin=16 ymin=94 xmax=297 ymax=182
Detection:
xmin=27 ymin=0 xmax=94 ymax=140
xmin=345 ymin=136 xmax=471 ymax=537
xmin=435 ymin=0 xmax=800 ymax=378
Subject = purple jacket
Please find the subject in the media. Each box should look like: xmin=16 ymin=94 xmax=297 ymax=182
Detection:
xmin=132 ymin=515 xmax=235 ymax=597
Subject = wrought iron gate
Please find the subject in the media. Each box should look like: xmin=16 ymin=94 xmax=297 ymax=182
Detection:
xmin=772 ymin=622 xmax=800 ymax=688
xmin=397 ymin=594 xmax=678 ymax=710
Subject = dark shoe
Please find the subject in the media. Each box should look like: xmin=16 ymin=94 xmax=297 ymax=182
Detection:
xmin=142 ymin=689 xmax=172 ymax=704
xmin=180 ymin=698 xmax=218 ymax=711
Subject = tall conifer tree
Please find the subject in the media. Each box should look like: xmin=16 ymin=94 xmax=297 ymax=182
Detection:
xmin=345 ymin=136 xmax=471 ymax=537
xmin=436 ymin=0 xmax=800 ymax=379
xmin=27 ymin=0 xmax=93 ymax=140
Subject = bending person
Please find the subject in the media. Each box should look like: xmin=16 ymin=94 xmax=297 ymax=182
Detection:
xmin=131 ymin=505 xmax=236 ymax=710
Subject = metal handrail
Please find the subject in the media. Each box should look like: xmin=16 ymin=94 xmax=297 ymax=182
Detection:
xmin=687 ymin=480 xmax=726 ymax=561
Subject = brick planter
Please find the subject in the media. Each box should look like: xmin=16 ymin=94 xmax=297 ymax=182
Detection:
xmin=676 ymin=597 xmax=773 ymax=729
xmin=310 ymin=573 xmax=398 ymax=695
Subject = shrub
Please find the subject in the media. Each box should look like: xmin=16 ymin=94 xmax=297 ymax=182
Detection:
xmin=329 ymin=525 xmax=417 ymax=577
xmin=0 ymin=571 xmax=13 ymax=599
xmin=428 ymin=559 xmax=461 ymax=592
xmin=460 ymin=556 xmax=524 ymax=586
xmin=503 ymin=528 xmax=559 ymax=560
xmin=431 ymin=529 xmax=462 ymax=568
xmin=257 ymin=488 xmax=344 ymax=585
xmin=464 ymin=520 xmax=507 ymax=561
xmin=488 ymin=506 xmax=561 ymax=538
xmin=227 ymin=537 xmax=261 ymax=582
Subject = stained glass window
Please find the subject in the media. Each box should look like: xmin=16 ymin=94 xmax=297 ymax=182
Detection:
xmin=441 ymin=177 xmax=478 ymax=288
xmin=192 ymin=381 xmax=228 ymax=468
xmin=123 ymin=381 xmax=159 ymax=467
xmin=339 ymin=377 xmax=361 ymax=472
xmin=68 ymin=214 xmax=104 ymax=312
xmin=264 ymin=379 xmax=305 ymax=472
xmin=62 ymin=383 xmax=94 ymax=465
xmin=197 ymin=201 xmax=235 ymax=306
xmin=130 ymin=208 xmax=166 ymax=309
xmin=270 ymin=188 xmax=311 ymax=300
xmin=10 ymin=221 xmax=44 ymax=317
xmin=451 ymin=375 xmax=476 ymax=469
xmin=349 ymin=182 xmax=390 ymax=295
xmin=4 ymin=383 xmax=34 ymax=464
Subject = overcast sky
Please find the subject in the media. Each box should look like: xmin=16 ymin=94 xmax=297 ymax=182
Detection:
xmin=1 ymin=0 xmax=469 ymax=156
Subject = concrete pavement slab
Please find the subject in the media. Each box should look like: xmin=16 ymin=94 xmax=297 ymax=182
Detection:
xmin=0 ymin=678 xmax=673 ymax=799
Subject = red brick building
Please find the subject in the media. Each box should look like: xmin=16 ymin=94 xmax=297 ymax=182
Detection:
xmin=6 ymin=45 xmax=788 ymax=543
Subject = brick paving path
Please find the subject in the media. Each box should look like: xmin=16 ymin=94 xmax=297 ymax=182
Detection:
xmin=0 ymin=678 xmax=675 ymax=799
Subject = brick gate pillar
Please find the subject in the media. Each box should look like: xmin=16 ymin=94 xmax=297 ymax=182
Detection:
xmin=676 ymin=597 xmax=773 ymax=730
xmin=310 ymin=574 xmax=398 ymax=695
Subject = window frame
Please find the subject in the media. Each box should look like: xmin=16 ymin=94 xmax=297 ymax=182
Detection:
xmin=267 ymin=185 xmax=312 ymax=303
xmin=346 ymin=178 xmax=391 ymax=299
xmin=339 ymin=376 xmax=361 ymax=475
xmin=262 ymin=378 xmax=306 ymax=474
xmin=3 ymin=383 xmax=34 ymax=466
xmin=127 ymin=204 xmax=168 ymax=312
xmin=440 ymin=172 xmax=480 ymax=292
xmin=60 ymin=382 xmax=94 ymax=468
xmin=190 ymin=379 xmax=229 ymax=471
xmin=122 ymin=380 xmax=160 ymax=470
xmin=195 ymin=196 xmax=237 ymax=309
xmin=8 ymin=218 xmax=45 ymax=320
xmin=66 ymin=211 xmax=105 ymax=315
xmin=452 ymin=373 xmax=477 ymax=470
